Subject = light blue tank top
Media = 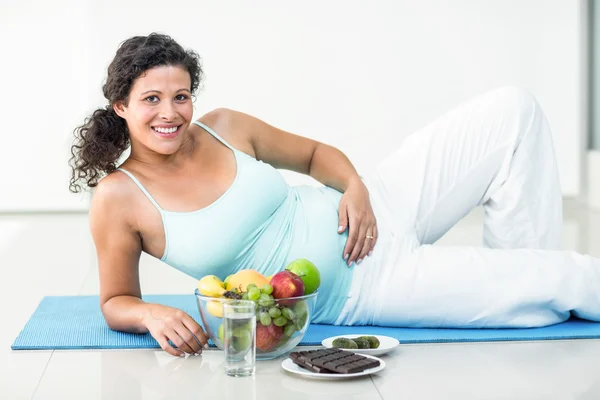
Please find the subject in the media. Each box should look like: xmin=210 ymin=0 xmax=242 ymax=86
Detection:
xmin=117 ymin=120 xmax=353 ymax=324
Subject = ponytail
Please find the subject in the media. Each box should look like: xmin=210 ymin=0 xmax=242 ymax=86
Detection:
xmin=68 ymin=106 xmax=130 ymax=193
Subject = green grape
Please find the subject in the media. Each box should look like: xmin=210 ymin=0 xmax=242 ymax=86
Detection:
xmin=241 ymin=292 xmax=249 ymax=300
xmin=294 ymin=313 xmax=307 ymax=330
xmin=248 ymin=287 xmax=261 ymax=301
xmin=260 ymin=306 xmax=271 ymax=314
xmin=273 ymin=316 xmax=287 ymax=327
xmin=293 ymin=301 xmax=308 ymax=330
xmin=292 ymin=300 xmax=308 ymax=314
xmin=281 ymin=307 xmax=295 ymax=320
xmin=246 ymin=283 xmax=258 ymax=291
xmin=284 ymin=324 xmax=296 ymax=337
xmin=259 ymin=312 xmax=272 ymax=326
xmin=268 ymin=307 xmax=281 ymax=318
xmin=260 ymin=284 xmax=273 ymax=295
xmin=258 ymin=293 xmax=275 ymax=307
xmin=257 ymin=299 xmax=269 ymax=307
xmin=259 ymin=293 xmax=271 ymax=302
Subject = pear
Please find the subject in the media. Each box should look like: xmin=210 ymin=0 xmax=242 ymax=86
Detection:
xmin=197 ymin=275 xmax=226 ymax=297
xmin=207 ymin=300 xmax=224 ymax=318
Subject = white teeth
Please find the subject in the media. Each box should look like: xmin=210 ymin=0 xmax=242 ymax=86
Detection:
xmin=153 ymin=126 xmax=178 ymax=134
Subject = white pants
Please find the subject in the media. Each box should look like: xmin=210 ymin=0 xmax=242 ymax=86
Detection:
xmin=336 ymin=86 xmax=600 ymax=328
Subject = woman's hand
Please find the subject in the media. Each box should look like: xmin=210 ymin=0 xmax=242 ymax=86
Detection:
xmin=338 ymin=177 xmax=378 ymax=266
xmin=143 ymin=304 xmax=209 ymax=357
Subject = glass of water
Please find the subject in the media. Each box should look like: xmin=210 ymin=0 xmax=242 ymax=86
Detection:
xmin=223 ymin=300 xmax=256 ymax=377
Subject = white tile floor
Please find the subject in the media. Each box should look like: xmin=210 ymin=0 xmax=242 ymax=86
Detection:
xmin=2 ymin=200 xmax=600 ymax=399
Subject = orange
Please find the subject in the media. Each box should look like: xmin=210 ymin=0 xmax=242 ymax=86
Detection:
xmin=226 ymin=269 xmax=270 ymax=292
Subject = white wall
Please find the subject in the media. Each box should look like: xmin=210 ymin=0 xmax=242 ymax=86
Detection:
xmin=0 ymin=0 xmax=588 ymax=211
xmin=0 ymin=0 xmax=93 ymax=211
xmin=593 ymin=0 xmax=600 ymax=150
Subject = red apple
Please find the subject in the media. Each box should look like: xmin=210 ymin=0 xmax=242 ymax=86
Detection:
xmin=256 ymin=323 xmax=284 ymax=352
xmin=270 ymin=270 xmax=305 ymax=306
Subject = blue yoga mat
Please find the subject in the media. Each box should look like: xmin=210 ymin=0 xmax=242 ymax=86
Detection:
xmin=11 ymin=294 xmax=600 ymax=350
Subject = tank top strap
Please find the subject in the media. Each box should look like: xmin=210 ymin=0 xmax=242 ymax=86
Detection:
xmin=117 ymin=168 xmax=164 ymax=213
xmin=192 ymin=120 xmax=235 ymax=151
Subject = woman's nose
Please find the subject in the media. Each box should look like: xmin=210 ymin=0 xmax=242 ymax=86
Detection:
xmin=159 ymin=102 xmax=178 ymax=120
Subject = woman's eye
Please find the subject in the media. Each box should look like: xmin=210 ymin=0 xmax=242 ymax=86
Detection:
xmin=175 ymin=94 xmax=189 ymax=101
xmin=145 ymin=95 xmax=159 ymax=103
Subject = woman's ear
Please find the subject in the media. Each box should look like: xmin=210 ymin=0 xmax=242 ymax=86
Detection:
xmin=113 ymin=101 xmax=127 ymax=119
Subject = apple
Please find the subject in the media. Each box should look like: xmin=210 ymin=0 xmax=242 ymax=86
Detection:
xmin=223 ymin=274 xmax=232 ymax=289
xmin=270 ymin=270 xmax=304 ymax=306
xmin=217 ymin=323 xmax=224 ymax=343
xmin=285 ymin=259 xmax=321 ymax=295
xmin=232 ymin=325 xmax=252 ymax=353
xmin=256 ymin=323 xmax=284 ymax=352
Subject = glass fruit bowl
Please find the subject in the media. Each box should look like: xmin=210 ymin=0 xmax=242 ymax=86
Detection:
xmin=195 ymin=289 xmax=318 ymax=360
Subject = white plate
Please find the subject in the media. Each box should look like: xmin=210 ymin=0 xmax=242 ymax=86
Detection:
xmin=321 ymin=334 xmax=400 ymax=356
xmin=281 ymin=353 xmax=385 ymax=380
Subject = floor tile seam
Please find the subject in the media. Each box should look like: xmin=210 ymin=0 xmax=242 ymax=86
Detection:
xmin=77 ymin=265 xmax=94 ymax=295
xmin=370 ymin=374 xmax=385 ymax=400
xmin=30 ymin=350 xmax=54 ymax=399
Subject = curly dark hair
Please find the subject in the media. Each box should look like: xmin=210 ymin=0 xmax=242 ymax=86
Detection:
xmin=68 ymin=33 xmax=203 ymax=193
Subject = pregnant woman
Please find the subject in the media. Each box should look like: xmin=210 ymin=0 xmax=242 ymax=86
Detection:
xmin=69 ymin=33 xmax=600 ymax=357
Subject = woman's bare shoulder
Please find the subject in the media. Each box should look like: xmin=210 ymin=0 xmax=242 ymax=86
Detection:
xmin=89 ymin=171 xmax=138 ymax=229
xmin=93 ymin=170 xmax=137 ymax=202
xmin=197 ymin=107 xmax=235 ymax=125
xmin=194 ymin=108 xmax=236 ymax=137
xmin=193 ymin=108 xmax=256 ymax=154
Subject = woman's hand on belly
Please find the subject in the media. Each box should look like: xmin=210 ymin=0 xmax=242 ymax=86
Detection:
xmin=337 ymin=178 xmax=378 ymax=266
xmin=143 ymin=304 xmax=209 ymax=357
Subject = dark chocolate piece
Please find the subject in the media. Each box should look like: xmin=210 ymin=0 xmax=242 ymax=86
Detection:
xmin=289 ymin=348 xmax=380 ymax=374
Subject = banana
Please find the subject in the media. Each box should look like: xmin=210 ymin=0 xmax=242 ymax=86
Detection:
xmin=197 ymin=275 xmax=226 ymax=297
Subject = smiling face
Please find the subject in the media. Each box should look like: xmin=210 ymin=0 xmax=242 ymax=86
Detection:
xmin=114 ymin=65 xmax=194 ymax=160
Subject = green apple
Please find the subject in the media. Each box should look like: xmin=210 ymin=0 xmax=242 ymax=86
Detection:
xmin=232 ymin=327 xmax=252 ymax=352
xmin=285 ymin=259 xmax=320 ymax=295
xmin=217 ymin=323 xmax=224 ymax=343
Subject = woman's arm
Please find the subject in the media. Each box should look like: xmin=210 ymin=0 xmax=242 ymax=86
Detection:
xmin=223 ymin=110 xmax=361 ymax=191
xmin=216 ymin=108 xmax=378 ymax=266
xmin=89 ymin=176 xmax=147 ymax=331
xmin=90 ymin=175 xmax=208 ymax=356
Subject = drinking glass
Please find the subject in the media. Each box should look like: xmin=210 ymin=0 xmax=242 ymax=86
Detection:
xmin=223 ymin=300 xmax=256 ymax=377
